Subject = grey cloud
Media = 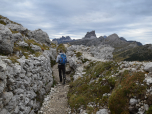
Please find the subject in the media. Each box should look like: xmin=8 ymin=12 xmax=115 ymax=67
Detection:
xmin=0 ymin=0 xmax=152 ymax=44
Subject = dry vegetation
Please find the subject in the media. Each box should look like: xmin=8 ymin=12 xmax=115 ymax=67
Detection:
xmin=68 ymin=61 xmax=149 ymax=114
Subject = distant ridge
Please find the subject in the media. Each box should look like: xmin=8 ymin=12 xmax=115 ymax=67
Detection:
xmin=52 ymin=36 xmax=74 ymax=44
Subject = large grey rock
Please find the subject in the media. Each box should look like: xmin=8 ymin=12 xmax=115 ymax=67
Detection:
xmin=6 ymin=23 xmax=27 ymax=32
xmin=31 ymin=44 xmax=42 ymax=52
xmin=0 ymin=24 xmax=14 ymax=54
xmin=17 ymin=41 xmax=29 ymax=47
xmin=28 ymin=29 xmax=51 ymax=45
xmin=67 ymin=55 xmax=77 ymax=70
xmin=144 ymin=62 xmax=152 ymax=72
xmin=129 ymin=98 xmax=137 ymax=106
xmin=96 ymin=109 xmax=109 ymax=114
xmin=45 ymin=81 xmax=53 ymax=93
xmin=12 ymin=33 xmax=23 ymax=42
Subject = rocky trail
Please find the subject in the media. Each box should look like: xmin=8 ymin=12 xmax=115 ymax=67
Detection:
xmin=39 ymin=64 xmax=70 ymax=114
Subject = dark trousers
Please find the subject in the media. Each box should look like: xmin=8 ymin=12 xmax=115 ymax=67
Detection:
xmin=58 ymin=65 xmax=66 ymax=82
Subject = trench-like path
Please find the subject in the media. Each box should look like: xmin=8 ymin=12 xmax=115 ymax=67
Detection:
xmin=39 ymin=64 xmax=70 ymax=114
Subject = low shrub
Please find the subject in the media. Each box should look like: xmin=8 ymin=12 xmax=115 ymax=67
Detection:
xmin=147 ymin=105 xmax=152 ymax=114
xmin=108 ymin=71 xmax=146 ymax=114
xmin=50 ymin=57 xmax=56 ymax=67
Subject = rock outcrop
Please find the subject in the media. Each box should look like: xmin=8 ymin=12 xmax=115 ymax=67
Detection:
xmin=89 ymin=45 xmax=114 ymax=60
xmin=27 ymin=29 xmax=51 ymax=45
xmin=0 ymin=15 xmax=51 ymax=55
xmin=0 ymin=15 xmax=55 ymax=114
xmin=83 ymin=30 xmax=97 ymax=39
xmin=0 ymin=24 xmax=14 ymax=54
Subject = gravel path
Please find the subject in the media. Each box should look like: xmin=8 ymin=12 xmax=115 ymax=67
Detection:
xmin=39 ymin=64 xmax=70 ymax=114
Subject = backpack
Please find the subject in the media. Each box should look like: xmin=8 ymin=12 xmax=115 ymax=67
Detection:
xmin=59 ymin=54 xmax=67 ymax=65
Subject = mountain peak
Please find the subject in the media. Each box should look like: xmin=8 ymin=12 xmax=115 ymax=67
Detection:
xmin=52 ymin=36 xmax=72 ymax=44
xmin=83 ymin=30 xmax=97 ymax=39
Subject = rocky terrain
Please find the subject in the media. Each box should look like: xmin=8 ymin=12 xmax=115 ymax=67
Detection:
xmin=65 ymin=45 xmax=152 ymax=114
xmin=0 ymin=15 xmax=57 ymax=114
xmin=68 ymin=31 xmax=152 ymax=62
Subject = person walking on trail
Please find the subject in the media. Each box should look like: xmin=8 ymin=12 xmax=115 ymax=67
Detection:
xmin=56 ymin=50 xmax=67 ymax=85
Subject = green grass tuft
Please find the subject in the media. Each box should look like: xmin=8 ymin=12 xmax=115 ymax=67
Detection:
xmin=75 ymin=52 xmax=82 ymax=58
xmin=9 ymin=28 xmax=19 ymax=34
xmin=51 ymin=43 xmax=57 ymax=48
xmin=57 ymin=44 xmax=67 ymax=53
xmin=0 ymin=20 xmax=6 ymax=25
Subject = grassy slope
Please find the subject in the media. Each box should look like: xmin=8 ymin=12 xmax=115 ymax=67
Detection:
xmin=68 ymin=61 xmax=149 ymax=114
xmin=113 ymin=44 xmax=152 ymax=62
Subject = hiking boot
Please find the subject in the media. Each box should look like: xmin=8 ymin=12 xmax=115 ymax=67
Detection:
xmin=63 ymin=78 xmax=66 ymax=85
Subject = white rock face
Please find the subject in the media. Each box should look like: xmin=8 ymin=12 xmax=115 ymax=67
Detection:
xmin=90 ymin=45 xmax=114 ymax=60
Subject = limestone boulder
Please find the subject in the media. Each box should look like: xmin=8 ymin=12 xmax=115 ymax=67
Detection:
xmin=129 ymin=98 xmax=137 ymax=106
xmin=31 ymin=44 xmax=42 ymax=52
xmin=6 ymin=23 xmax=27 ymax=33
xmin=0 ymin=24 xmax=14 ymax=54
xmin=96 ymin=109 xmax=109 ymax=114
xmin=67 ymin=56 xmax=77 ymax=70
xmin=12 ymin=33 xmax=23 ymax=42
xmin=17 ymin=41 xmax=28 ymax=47
xmin=28 ymin=29 xmax=51 ymax=45
xmin=144 ymin=62 xmax=152 ymax=72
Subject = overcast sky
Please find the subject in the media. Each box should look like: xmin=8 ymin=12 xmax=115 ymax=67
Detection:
xmin=0 ymin=0 xmax=152 ymax=44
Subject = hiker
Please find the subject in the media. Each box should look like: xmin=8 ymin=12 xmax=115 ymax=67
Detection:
xmin=56 ymin=50 xmax=67 ymax=84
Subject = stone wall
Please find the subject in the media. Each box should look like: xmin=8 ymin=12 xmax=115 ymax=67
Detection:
xmin=0 ymin=50 xmax=54 ymax=114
